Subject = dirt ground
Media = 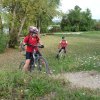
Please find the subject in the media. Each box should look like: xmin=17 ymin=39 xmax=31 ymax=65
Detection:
xmin=54 ymin=71 xmax=100 ymax=89
xmin=0 ymin=49 xmax=100 ymax=89
xmin=0 ymin=48 xmax=24 ymax=71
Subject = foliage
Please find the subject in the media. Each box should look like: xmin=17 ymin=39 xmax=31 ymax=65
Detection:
xmin=0 ymin=71 xmax=64 ymax=99
xmin=1 ymin=0 xmax=60 ymax=47
xmin=93 ymin=20 xmax=100 ymax=31
xmin=49 ymin=25 xmax=61 ymax=32
xmin=0 ymin=31 xmax=100 ymax=99
xmin=0 ymin=34 xmax=9 ymax=53
xmin=0 ymin=14 xmax=3 ymax=33
xmin=61 ymin=5 xmax=94 ymax=32
xmin=8 ymin=32 xmax=18 ymax=48
xmin=41 ymin=31 xmax=100 ymax=73
xmin=0 ymin=70 xmax=100 ymax=99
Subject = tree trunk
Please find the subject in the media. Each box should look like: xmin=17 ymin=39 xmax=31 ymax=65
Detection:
xmin=9 ymin=7 xmax=17 ymax=48
xmin=36 ymin=16 xmax=41 ymax=33
xmin=10 ymin=7 xmax=16 ymax=34
xmin=18 ymin=16 xmax=26 ymax=36
xmin=0 ymin=15 xmax=3 ymax=33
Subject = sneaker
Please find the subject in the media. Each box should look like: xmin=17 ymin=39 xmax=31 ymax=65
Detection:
xmin=56 ymin=54 xmax=59 ymax=59
xmin=34 ymin=64 xmax=37 ymax=67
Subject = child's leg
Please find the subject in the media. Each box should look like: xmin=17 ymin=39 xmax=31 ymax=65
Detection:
xmin=64 ymin=48 xmax=66 ymax=53
xmin=59 ymin=48 xmax=62 ymax=53
xmin=63 ymin=48 xmax=66 ymax=58
xmin=56 ymin=48 xmax=62 ymax=58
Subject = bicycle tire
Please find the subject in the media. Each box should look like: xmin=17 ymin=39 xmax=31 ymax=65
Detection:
xmin=30 ymin=61 xmax=35 ymax=72
xmin=38 ymin=56 xmax=50 ymax=74
xmin=59 ymin=50 xmax=65 ymax=59
xmin=19 ymin=61 xmax=25 ymax=70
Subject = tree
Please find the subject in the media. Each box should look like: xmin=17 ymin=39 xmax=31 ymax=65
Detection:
xmin=0 ymin=14 xmax=3 ymax=33
xmin=32 ymin=0 xmax=60 ymax=33
xmin=79 ymin=9 xmax=93 ymax=31
xmin=93 ymin=20 xmax=100 ymax=31
xmin=60 ymin=5 xmax=94 ymax=32
xmin=2 ymin=0 xmax=60 ymax=47
xmin=61 ymin=14 xmax=71 ymax=31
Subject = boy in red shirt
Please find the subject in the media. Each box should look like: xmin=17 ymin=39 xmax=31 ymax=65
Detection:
xmin=23 ymin=26 xmax=43 ymax=72
xmin=56 ymin=36 xmax=68 ymax=58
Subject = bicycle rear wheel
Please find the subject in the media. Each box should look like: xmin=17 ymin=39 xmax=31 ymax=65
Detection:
xmin=59 ymin=50 xmax=65 ymax=59
xmin=19 ymin=61 xmax=25 ymax=70
xmin=38 ymin=56 xmax=50 ymax=74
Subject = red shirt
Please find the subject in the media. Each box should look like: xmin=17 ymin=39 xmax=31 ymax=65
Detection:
xmin=24 ymin=35 xmax=40 ymax=52
xmin=59 ymin=40 xmax=68 ymax=48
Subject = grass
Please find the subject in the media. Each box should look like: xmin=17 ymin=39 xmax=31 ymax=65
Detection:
xmin=0 ymin=31 xmax=100 ymax=99
xmin=41 ymin=31 xmax=100 ymax=73
xmin=0 ymin=71 xmax=100 ymax=100
xmin=0 ymin=71 xmax=62 ymax=99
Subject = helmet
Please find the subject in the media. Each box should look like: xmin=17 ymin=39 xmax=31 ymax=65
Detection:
xmin=62 ymin=36 xmax=65 ymax=39
xmin=29 ymin=26 xmax=38 ymax=34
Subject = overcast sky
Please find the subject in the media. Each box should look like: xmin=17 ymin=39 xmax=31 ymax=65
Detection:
xmin=59 ymin=0 xmax=100 ymax=19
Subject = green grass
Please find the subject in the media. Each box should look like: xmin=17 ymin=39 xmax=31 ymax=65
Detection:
xmin=41 ymin=31 xmax=100 ymax=73
xmin=0 ymin=71 xmax=61 ymax=99
xmin=0 ymin=71 xmax=100 ymax=100
xmin=0 ymin=31 xmax=100 ymax=99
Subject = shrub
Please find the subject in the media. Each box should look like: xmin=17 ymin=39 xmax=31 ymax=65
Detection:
xmin=49 ymin=25 xmax=61 ymax=32
xmin=9 ymin=32 xmax=18 ymax=48
xmin=0 ymin=34 xmax=9 ymax=53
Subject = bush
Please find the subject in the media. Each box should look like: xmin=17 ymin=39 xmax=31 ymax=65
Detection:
xmin=49 ymin=25 xmax=61 ymax=32
xmin=0 ymin=71 xmax=64 ymax=99
xmin=41 ymin=26 xmax=49 ymax=33
xmin=0 ymin=34 xmax=9 ymax=53
xmin=9 ymin=32 xmax=18 ymax=48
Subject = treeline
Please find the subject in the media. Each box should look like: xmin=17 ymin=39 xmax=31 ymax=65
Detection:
xmin=0 ymin=0 xmax=60 ymax=48
xmin=60 ymin=6 xmax=100 ymax=32
xmin=0 ymin=2 xmax=100 ymax=51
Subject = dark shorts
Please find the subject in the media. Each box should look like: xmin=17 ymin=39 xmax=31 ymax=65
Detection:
xmin=26 ymin=51 xmax=42 ymax=59
xmin=26 ymin=52 xmax=33 ymax=59
xmin=59 ymin=47 xmax=66 ymax=53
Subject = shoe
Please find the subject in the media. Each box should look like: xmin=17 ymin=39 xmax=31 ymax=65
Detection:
xmin=34 ymin=64 xmax=37 ymax=67
xmin=56 ymin=54 xmax=59 ymax=59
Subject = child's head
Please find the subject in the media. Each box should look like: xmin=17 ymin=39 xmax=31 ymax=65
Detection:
xmin=62 ymin=36 xmax=65 ymax=40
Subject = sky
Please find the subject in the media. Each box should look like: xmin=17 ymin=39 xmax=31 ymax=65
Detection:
xmin=59 ymin=0 xmax=100 ymax=20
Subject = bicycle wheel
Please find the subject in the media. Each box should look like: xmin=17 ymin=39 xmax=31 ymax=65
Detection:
xmin=59 ymin=50 xmax=65 ymax=59
xmin=19 ymin=61 xmax=25 ymax=70
xmin=30 ymin=61 xmax=35 ymax=72
xmin=38 ymin=56 xmax=50 ymax=74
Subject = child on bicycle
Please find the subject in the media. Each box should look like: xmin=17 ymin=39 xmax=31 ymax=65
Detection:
xmin=22 ymin=26 xmax=43 ymax=72
xmin=56 ymin=36 xmax=68 ymax=58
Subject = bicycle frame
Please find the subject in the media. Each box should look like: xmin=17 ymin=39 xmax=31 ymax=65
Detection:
xmin=19 ymin=45 xmax=50 ymax=74
xmin=31 ymin=50 xmax=39 ymax=65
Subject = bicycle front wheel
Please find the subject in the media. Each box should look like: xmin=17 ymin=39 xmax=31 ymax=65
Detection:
xmin=59 ymin=50 xmax=65 ymax=59
xmin=38 ymin=56 xmax=50 ymax=74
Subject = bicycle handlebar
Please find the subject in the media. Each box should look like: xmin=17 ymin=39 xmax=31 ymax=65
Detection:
xmin=25 ymin=43 xmax=44 ymax=48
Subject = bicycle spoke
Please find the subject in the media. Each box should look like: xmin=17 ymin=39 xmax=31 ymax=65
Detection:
xmin=38 ymin=56 xmax=50 ymax=74
xmin=19 ymin=61 xmax=25 ymax=70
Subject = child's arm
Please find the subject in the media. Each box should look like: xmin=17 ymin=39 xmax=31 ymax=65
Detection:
xmin=58 ymin=41 xmax=61 ymax=49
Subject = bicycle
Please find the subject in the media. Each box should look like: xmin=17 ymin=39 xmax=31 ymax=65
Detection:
xmin=19 ymin=45 xmax=50 ymax=74
xmin=56 ymin=49 xmax=66 ymax=60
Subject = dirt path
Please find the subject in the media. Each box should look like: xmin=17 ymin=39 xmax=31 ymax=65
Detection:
xmin=0 ymin=48 xmax=24 ymax=71
xmin=0 ymin=49 xmax=100 ymax=89
xmin=54 ymin=71 xmax=100 ymax=89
